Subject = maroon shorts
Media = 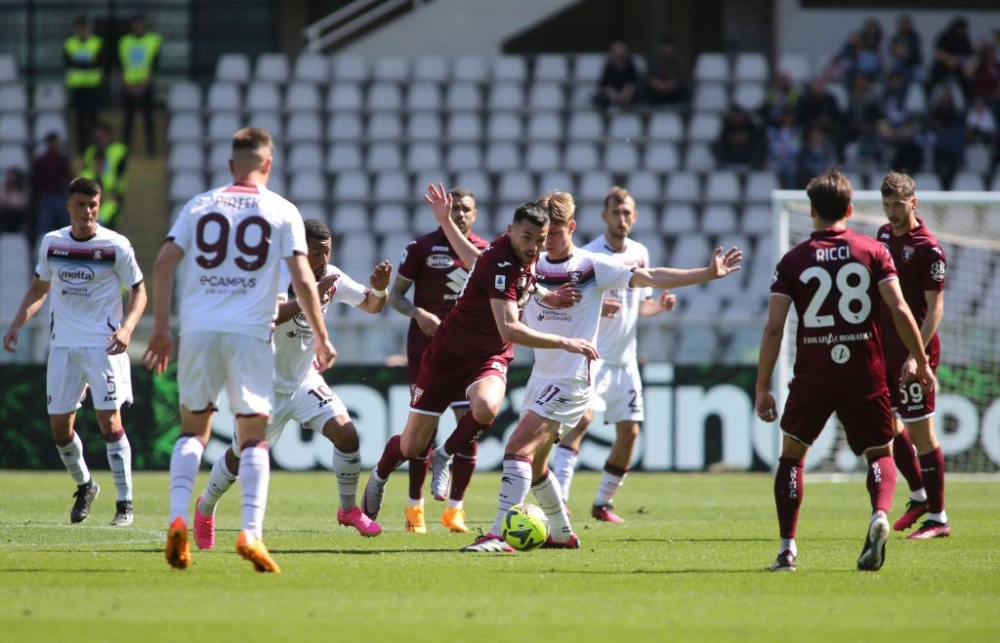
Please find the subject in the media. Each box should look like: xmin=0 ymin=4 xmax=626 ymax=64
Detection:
xmin=781 ymin=384 xmax=894 ymax=455
xmin=885 ymin=354 xmax=937 ymax=422
xmin=411 ymin=343 xmax=508 ymax=415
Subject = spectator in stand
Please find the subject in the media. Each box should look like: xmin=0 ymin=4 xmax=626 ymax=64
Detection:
xmin=0 ymin=168 xmax=29 ymax=235
xmin=883 ymin=71 xmax=910 ymax=127
xmin=767 ymin=108 xmax=802 ymax=189
xmin=63 ymin=15 xmax=105 ymax=155
xmin=644 ymin=41 xmax=687 ymax=106
xmin=967 ymin=40 xmax=1000 ymax=104
xmin=796 ymin=77 xmax=844 ymax=148
xmin=762 ymin=71 xmax=802 ymax=128
xmin=80 ymin=123 xmax=128 ymax=230
xmin=928 ymin=88 xmax=966 ymax=189
xmin=829 ymin=19 xmax=884 ymax=83
xmin=796 ymin=127 xmax=838 ymax=188
xmin=845 ymin=76 xmax=884 ymax=168
xmin=118 ymin=14 xmax=162 ymax=156
xmin=713 ymin=104 xmax=767 ymax=169
xmin=884 ymin=117 xmax=925 ymax=175
xmin=928 ymin=18 xmax=974 ymax=99
xmin=594 ymin=41 xmax=640 ymax=109
xmin=889 ymin=15 xmax=924 ymax=81
xmin=30 ymin=132 xmax=72 ymax=252
xmin=965 ymin=96 xmax=997 ymax=144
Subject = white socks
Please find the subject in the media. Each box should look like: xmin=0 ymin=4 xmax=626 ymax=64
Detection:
xmin=551 ymin=446 xmax=578 ymax=503
xmin=169 ymin=435 xmax=204 ymax=525
xmin=911 ymin=487 xmax=928 ymax=503
xmin=57 ymin=432 xmax=90 ymax=486
xmin=239 ymin=445 xmax=270 ymax=539
xmin=198 ymin=456 xmax=237 ymax=516
xmin=106 ymin=433 xmax=132 ymax=501
xmin=594 ymin=470 xmax=626 ymax=506
xmin=489 ymin=458 xmax=532 ymax=536
xmin=447 ymin=499 xmax=463 ymax=510
xmin=781 ymin=537 xmax=797 ymax=557
xmin=532 ymin=470 xmax=572 ymax=541
xmin=333 ymin=448 xmax=360 ymax=510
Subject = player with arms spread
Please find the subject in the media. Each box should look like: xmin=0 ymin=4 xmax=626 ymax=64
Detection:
xmin=144 ymin=127 xmax=335 ymax=573
xmin=877 ymin=171 xmax=950 ymax=539
xmin=552 ymin=186 xmax=677 ymax=523
xmin=756 ymin=168 xmax=935 ymax=572
xmin=3 ymin=177 xmax=146 ymax=527
xmin=388 ymin=187 xmax=489 ymax=534
xmin=361 ymin=186 xmax=596 ymax=523
xmin=191 ymin=218 xmax=389 ymax=548
xmin=460 ymin=191 xmax=742 ymax=552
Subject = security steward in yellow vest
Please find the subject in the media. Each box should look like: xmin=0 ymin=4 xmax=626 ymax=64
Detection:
xmin=64 ymin=15 xmax=105 ymax=155
xmin=81 ymin=123 xmax=128 ymax=229
xmin=118 ymin=14 xmax=162 ymax=156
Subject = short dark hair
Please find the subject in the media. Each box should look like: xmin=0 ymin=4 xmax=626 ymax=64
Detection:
xmin=880 ymin=171 xmax=916 ymax=199
xmin=449 ymin=187 xmax=475 ymax=203
xmin=68 ymin=177 xmax=101 ymax=197
xmin=806 ymin=168 xmax=852 ymax=223
xmin=512 ymin=202 xmax=549 ymax=229
xmin=304 ymin=218 xmax=331 ymax=243
xmin=74 ymin=15 xmax=88 ymax=27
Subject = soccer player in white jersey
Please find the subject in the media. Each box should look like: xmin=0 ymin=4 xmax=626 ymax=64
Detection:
xmin=450 ymin=191 xmax=743 ymax=552
xmin=4 ymin=177 xmax=146 ymax=526
xmin=552 ymin=187 xmax=677 ymax=523
xmin=144 ymin=128 xmax=335 ymax=573
xmin=191 ymin=218 xmax=390 ymax=547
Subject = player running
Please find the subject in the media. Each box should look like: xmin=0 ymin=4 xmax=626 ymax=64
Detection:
xmin=552 ymin=186 xmax=677 ymax=523
xmin=459 ymin=190 xmax=743 ymax=552
xmin=756 ymin=168 xmax=935 ymax=572
xmin=191 ymin=218 xmax=390 ymax=548
xmin=145 ymin=127 xmax=335 ymax=573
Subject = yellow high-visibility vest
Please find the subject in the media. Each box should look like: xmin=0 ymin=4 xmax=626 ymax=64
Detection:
xmin=64 ymin=36 xmax=104 ymax=88
xmin=118 ymin=33 xmax=162 ymax=85
xmin=81 ymin=142 xmax=128 ymax=227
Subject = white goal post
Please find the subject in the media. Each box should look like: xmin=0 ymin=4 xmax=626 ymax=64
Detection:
xmin=771 ymin=190 xmax=1000 ymax=474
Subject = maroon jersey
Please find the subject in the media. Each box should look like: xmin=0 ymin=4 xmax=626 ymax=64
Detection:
xmin=876 ymin=219 xmax=946 ymax=367
xmin=431 ymin=233 xmax=537 ymax=360
xmin=772 ymin=227 xmax=897 ymax=394
xmin=398 ymin=227 xmax=489 ymax=357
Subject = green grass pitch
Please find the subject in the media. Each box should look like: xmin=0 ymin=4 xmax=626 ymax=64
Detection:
xmin=0 ymin=470 xmax=997 ymax=642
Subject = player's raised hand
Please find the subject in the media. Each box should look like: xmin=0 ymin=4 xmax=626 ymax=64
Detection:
xmin=709 ymin=246 xmax=743 ymax=279
xmin=542 ymin=284 xmax=581 ymax=309
xmin=564 ymin=338 xmax=599 ymax=361
xmin=755 ymin=390 xmax=778 ymax=423
xmin=2 ymin=325 xmax=18 ymax=353
xmin=369 ymin=261 xmax=393 ymax=291
xmin=422 ymin=183 xmax=453 ymax=224
xmin=313 ymin=337 xmax=337 ymax=372
xmin=143 ymin=328 xmax=174 ymax=375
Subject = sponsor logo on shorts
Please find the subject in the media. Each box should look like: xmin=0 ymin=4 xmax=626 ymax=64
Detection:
xmin=426 ymin=254 xmax=455 ymax=269
xmin=58 ymin=265 xmax=95 ymax=284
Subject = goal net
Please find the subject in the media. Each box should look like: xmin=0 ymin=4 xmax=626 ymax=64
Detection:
xmin=772 ymin=189 xmax=1000 ymax=474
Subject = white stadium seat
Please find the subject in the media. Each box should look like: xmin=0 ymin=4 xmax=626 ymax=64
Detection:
xmin=215 ymin=54 xmax=250 ymax=83
xmin=734 ymin=53 xmax=769 ymax=82
xmin=693 ymin=53 xmax=730 ymax=83
xmin=326 ymin=83 xmax=363 ymax=112
xmin=293 ymin=53 xmax=329 ymax=83
xmin=254 ymin=53 xmax=289 ymax=83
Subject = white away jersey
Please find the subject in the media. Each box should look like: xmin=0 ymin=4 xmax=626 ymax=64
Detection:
xmin=525 ymin=249 xmax=635 ymax=380
xmin=273 ymin=263 xmax=367 ymax=394
xmin=583 ymin=236 xmax=652 ymax=365
xmin=168 ymin=182 xmax=307 ymax=341
xmin=36 ymin=226 xmax=143 ymax=348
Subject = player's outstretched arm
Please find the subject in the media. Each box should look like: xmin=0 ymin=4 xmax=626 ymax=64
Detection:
xmin=423 ymin=183 xmax=481 ymax=269
xmin=489 ymin=299 xmax=599 ymax=359
xmin=287 ymin=254 xmax=337 ymax=371
xmin=629 ymin=246 xmax=743 ymax=290
xmin=755 ymin=294 xmax=792 ymax=423
xmin=879 ymin=278 xmax=935 ymax=393
xmin=358 ymin=261 xmax=392 ymax=313
xmin=2 ymin=277 xmax=51 ymax=353
xmin=143 ymin=241 xmax=184 ymax=374
xmin=108 ymin=281 xmax=147 ymax=355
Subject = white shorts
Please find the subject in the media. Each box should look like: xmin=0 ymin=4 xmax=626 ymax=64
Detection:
xmin=178 ymin=331 xmax=274 ymax=416
xmin=47 ymin=346 xmax=133 ymax=414
xmin=592 ymin=361 xmax=644 ymax=423
xmin=231 ymin=370 xmax=347 ymax=457
xmin=522 ymin=374 xmax=594 ymax=431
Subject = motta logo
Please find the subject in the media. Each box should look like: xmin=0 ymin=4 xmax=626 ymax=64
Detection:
xmin=57 ymin=265 xmax=95 ymax=284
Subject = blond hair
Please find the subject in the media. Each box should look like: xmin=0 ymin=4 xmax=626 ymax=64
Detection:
xmin=536 ymin=190 xmax=576 ymax=226
xmin=880 ymin=171 xmax=916 ymax=199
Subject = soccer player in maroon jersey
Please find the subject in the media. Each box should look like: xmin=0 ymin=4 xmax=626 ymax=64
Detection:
xmin=387 ymin=187 xmax=489 ymax=534
xmin=756 ymin=168 xmax=935 ymax=572
xmin=877 ymin=171 xmax=950 ymax=539
xmin=362 ymin=187 xmax=596 ymax=522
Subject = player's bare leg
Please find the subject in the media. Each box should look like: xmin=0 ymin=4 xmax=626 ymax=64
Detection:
xmin=552 ymin=409 xmax=591 ymax=503
xmin=51 ymin=411 xmax=100 ymax=524
xmin=363 ymin=411 xmax=439 ymax=520
xmin=166 ymin=405 xmax=214 ymax=570
xmin=904 ymin=417 xmax=949 ymax=539
xmin=432 ymin=376 xmax=506 ymax=500
xmin=323 ymin=415 xmax=381 ymax=536
xmin=858 ymin=444 xmax=895 ymax=571
xmin=592 ymin=420 xmax=640 ymax=523
xmin=891 ymin=417 xmax=927 ymax=530
xmin=95 ymin=409 xmax=133 ymax=526
xmin=442 ymin=406 xmax=473 ymax=532
xmin=769 ymin=434 xmax=807 ymax=571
